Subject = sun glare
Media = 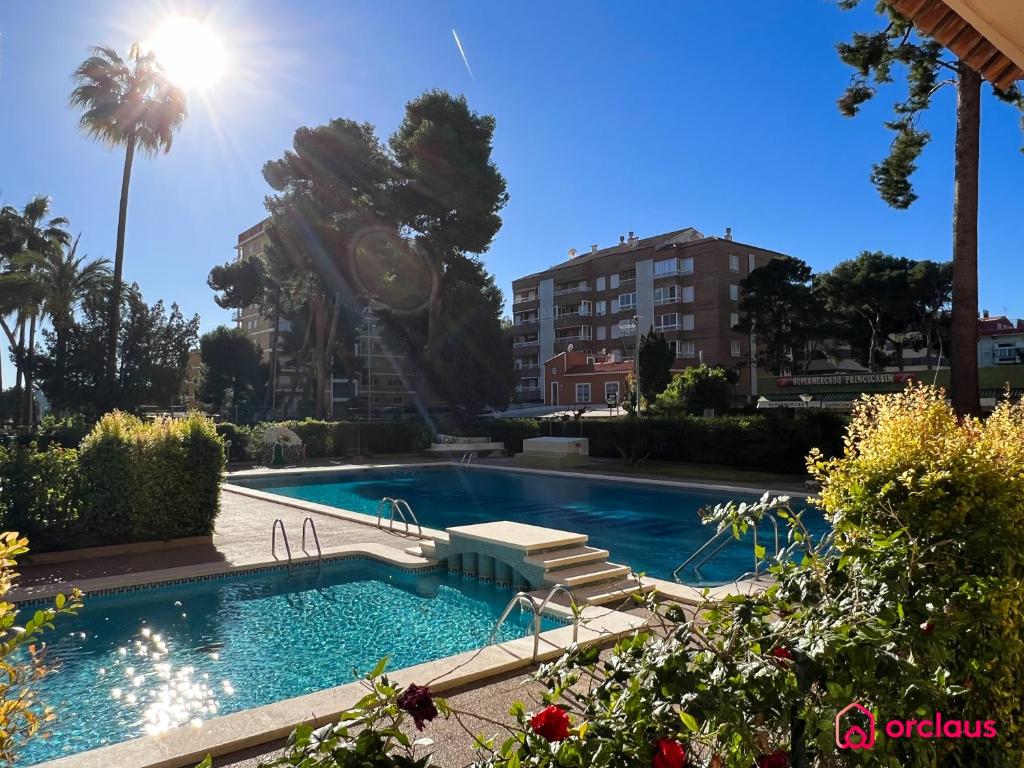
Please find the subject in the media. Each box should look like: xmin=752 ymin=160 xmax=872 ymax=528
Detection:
xmin=145 ymin=16 xmax=226 ymax=91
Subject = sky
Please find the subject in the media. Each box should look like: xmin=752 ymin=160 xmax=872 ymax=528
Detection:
xmin=1 ymin=1 xmax=1023 ymax=383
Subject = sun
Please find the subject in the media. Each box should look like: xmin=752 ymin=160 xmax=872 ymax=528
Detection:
xmin=145 ymin=16 xmax=226 ymax=91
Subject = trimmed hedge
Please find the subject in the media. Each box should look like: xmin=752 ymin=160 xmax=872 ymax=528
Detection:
xmin=217 ymin=420 xmax=429 ymax=462
xmin=0 ymin=411 xmax=224 ymax=553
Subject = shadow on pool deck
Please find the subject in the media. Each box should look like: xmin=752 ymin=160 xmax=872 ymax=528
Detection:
xmin=16 ymin=489 xmax=415 ymax=591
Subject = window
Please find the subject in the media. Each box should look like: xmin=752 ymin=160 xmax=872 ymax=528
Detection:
xmin=678 ymin=340 xmax=696 ymax=358
xmin=610 ymin=274 xmax=620 ymax=289
xmin=730 ymin=312 xmax=740 ymax=330
xmin=611 ymin=324 xmax=622 ymax=339
xmin=620 ymin=268 xmax=636 ymax=282
xmin=582 ymin=326 xmax=593 ymax=340
xmin=586 ymin=356 xmax=596 ymax=364
xmin=655 ymin=313 xmax=680 ymax=330
xmin=729 ymin=254 xmax=740 ymax=273
xmin=681 ymin=257 xmax=694 ymax=275
xmin=596 ymin=300 xmax=607 ymax=315
xmin=596 ymin=276 xmax=606 ymax=291
xmin=392 ymin=397 xmax=402 ymax=404
xmin=580 ymin=300 xmax=592 ymax=316
xmin=654 ymin=285 xmax=678 ymax=305
xmin=682 ymin=314 xmax=695 ymax=331
xmin=731 ymin=340 xmax=742 ymax=358
xmin=681 ymin=285 xmax=694 ymax=303
xmin=730 ymin=283 xmax=739 ymax=301
xmin=576 ymin=383 xmax=591 ymax=403
xmin=605 ymin=381 xmax=620 ymax=401
xmin=654 ymin=258 xmax=679 ymax=277
xmin=618 ymin=293 xmax=636 ymax=310
xmin=596 ymin=325 xmax=607 ymax=341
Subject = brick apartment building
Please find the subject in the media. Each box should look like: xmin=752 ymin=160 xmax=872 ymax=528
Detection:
xmin=232 ymin=220 xmax=420 ymax=418
xmin=511 ymin=226 xmax=789 ymax=406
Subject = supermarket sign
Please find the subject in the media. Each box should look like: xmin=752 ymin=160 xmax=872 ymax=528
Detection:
xmin=777 ymin=372 xmax=916 ymax=388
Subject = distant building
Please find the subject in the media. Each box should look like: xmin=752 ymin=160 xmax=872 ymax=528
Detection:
xmin=977 ymin=312 xmax=1024 ymax=367
xmin=181 ymin=349 xmax=202 ymax=408
xmin=545 ymin=349 xmax=633 ymax=408
xmin=512 ymin=226 xmax=788 ymax=406
xmin=233 ymin=220 xmax=425 ymax=418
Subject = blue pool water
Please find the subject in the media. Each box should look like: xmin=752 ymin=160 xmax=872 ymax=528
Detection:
xmin=241 ymin=467 xmax=824 ymax=584
xmin=21 ymin=559 xmax=550 ymax=765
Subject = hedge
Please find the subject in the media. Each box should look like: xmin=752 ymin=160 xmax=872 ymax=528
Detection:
xmin=0 ymin=411 xmax=224 ymax=553
xmin=216 ymin=420 xmax=429 ymax=462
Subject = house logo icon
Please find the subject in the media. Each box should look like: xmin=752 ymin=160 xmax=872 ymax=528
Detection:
xmin=836 ymin=702 xmax=876 ymax=750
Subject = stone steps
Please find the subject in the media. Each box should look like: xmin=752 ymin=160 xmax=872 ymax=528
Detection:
xmin=542 ymin=561 xmax=631 ymax=588
xmin=522 ymin=545 xmax=609 ymax=571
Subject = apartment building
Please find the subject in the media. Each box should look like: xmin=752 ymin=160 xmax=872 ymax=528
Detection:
xmin=233 ymin=220 xmax=421 ymax=417
xmin=511 ymin=226 xmax=788 ymax=404
xmin=978 ymin=312 xmax=1024 ymax=367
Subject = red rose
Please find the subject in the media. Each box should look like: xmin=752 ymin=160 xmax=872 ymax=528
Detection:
xmin=396 ymin=684 xmax=438 ymax=730
xmin=530 ymin=705 xmax=570 ymax=741
xmin=769 ymin=646 xmax=793 ymax=662
xmin=757 ymin=749 xmax=789 ymax=768
xmin=652 ymin=738 xmax=686 ymax=768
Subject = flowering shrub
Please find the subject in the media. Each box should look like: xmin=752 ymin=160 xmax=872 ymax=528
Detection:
xmin=0 ymin=533 xmax=81 ymax=762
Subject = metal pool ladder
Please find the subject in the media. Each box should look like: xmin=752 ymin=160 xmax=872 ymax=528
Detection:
xmin=460 ymin=452 xmax=474 ymax=464
xmin=489 ymin=584 xmax=581 ymax=663
xmin=375 ymin=497 xmax=422 ymax=537
xmin=672 ymin=514 xmax=781 ymax=581
xmin=271 ymin=518 xmax=292 ymax=567
xmin=301 ymin=516 xmax=322 ymax=567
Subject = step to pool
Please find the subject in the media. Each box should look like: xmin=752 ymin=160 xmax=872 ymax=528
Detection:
xmin=542 ymin=561 xmax=631 ymax=588
xmin=571 ymin=577 xmax=656 ymax=607
xmin=523 ymin=545 xmax=609 ymax=571
xmin=405 ymin=541 xmax=437 ymax=559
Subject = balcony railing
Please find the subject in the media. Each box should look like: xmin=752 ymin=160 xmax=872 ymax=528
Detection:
xmin=514 ymin=316 xmax=539 ymax=325
xmin=515 ymin=384 xmax=541 ymax=393
xmin=513 ymin=339 xmax=540 ymax=348
xmin=514 ymin=294 xmax=538 ymax=304
xmin=554 ymin=284 xmax=590 ymax=296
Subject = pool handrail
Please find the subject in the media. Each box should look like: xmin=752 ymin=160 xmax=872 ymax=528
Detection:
xmin=301 ymin=516 xmax=322 ymax=564
xmin=271 ymin=518 xmax=292 ymax=565
xmin=375 ymin=497 xmax=423 ymax=538
xmin=489 ymin=591 xmax=542 ymax=662
xmin=538 ymin=583 xmax=580 ymax=644
xmin=673 ymin=513 xmax=783 ymax=581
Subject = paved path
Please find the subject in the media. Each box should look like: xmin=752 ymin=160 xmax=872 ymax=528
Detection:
xmin=17 ymin=491 xmax=410 ymax=590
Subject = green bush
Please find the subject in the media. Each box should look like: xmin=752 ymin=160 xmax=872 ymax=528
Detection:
xmin=472 ymin=418 xmax=542 ymax=454
xmin=215 ymin=422 xmax=253 ymax=461
xmin=78 ymin=411 xmax=140 ymax=545
xmin=281 ymin=419 xmax=332 ymax=458
xmin=0 ymin=444 xmax=81 ymax=552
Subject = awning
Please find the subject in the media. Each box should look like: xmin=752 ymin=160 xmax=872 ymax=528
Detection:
xmin=756 ymin=393 xmax=860 ymax=411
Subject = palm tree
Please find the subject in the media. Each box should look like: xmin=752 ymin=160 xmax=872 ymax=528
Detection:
xmin=0 ymin=237 xmax=111 ymax=413
xmin=70 ymin=45 xmax=187 ymax=398
xmin=0 ymin=196 xmax=71 ymax=426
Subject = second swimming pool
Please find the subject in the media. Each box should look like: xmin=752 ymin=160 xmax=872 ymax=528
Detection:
xmin=238 ymin=466 xmax=823 ymax=584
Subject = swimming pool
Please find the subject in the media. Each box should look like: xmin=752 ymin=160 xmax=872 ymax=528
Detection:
xmin=237 ymin=466 xmax=823 ymax=584
xmin=21 ymin=558 xmax=551 ymax=765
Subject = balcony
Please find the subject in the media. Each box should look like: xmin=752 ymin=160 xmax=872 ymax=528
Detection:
xmin=554 ymin=283 xmax=590 ymax=296
xmin=514 ymin=315 xmax=539 ymax=326
xmin=513 ymin=292 xmax=538 ymax=305
xmin=555 ymin=326 xmax=592 ymax=343
xmin=513 ymin=339 xmax=540 ymax=349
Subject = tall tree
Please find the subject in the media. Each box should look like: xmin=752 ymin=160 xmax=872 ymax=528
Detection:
xmin=0 ymin=236 xmax=110 ymax=413
xmin=835 ymin=2 xmax=1024 ymax=414
xmin=637 ymin=328 xmax=675 ymax=408
xmin=0 ymin=196 xmax=71 ymax=426
xmin=198 ymin=326 xmax=266 ymax=419
xmin=653 ymin=364 xmax=734 ymax=416
xmin=70 ymin=45 xmax=187 ymax=399
xmin=735 ymin=255 xmax=822 ymax=375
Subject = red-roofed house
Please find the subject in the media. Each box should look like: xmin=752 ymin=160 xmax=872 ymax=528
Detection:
xmin=544 ymin=349 xmax=637 ymax=407
xmin=977 ymin=313 xmax=1024 ymax=367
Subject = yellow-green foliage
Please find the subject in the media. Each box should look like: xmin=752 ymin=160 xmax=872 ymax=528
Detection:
xmin=79 ymin=411 xmax=225 ymax=545
xmin=810 ymin=383 xmax=1024 ymax=760
xmin=0 ymin=533 xmax=80 ymax=762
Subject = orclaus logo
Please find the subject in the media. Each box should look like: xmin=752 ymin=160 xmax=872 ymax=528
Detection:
xmin=835 ymin=703 xmax=998 ymax=750
xmin=835 ymin=702 xmax=875 ymax=750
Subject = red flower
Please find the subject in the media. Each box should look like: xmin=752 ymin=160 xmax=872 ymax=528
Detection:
xmin=396 ymin=684 xmax=438 ymax=730
xmin=769 ymin=646 xmax=793 ymax=662
xmin=920 ymin=620 xmax=934 ymax=636
xmin=652 ymin=738 xmax=686 ymax=768
xmin=757 ymin=749 xmax=789 ymax=768
xmin=530 ymin=705 xmax=570 ymax=741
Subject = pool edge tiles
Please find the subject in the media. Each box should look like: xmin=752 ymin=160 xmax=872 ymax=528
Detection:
xmin=9 ymin=542 xmax=439 ymax=607
xmin=34 ymin=603 xmax=647 ymax=768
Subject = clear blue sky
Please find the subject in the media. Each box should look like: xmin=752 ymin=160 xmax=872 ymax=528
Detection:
xmin=1 ymin=1 xmax=1022 ymax=384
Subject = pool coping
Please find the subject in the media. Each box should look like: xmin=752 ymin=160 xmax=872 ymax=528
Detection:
xmin=32 ymin=580 xmax=646 ymax=768
xmin=227 ymin=460 xmax=810 ymax=500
